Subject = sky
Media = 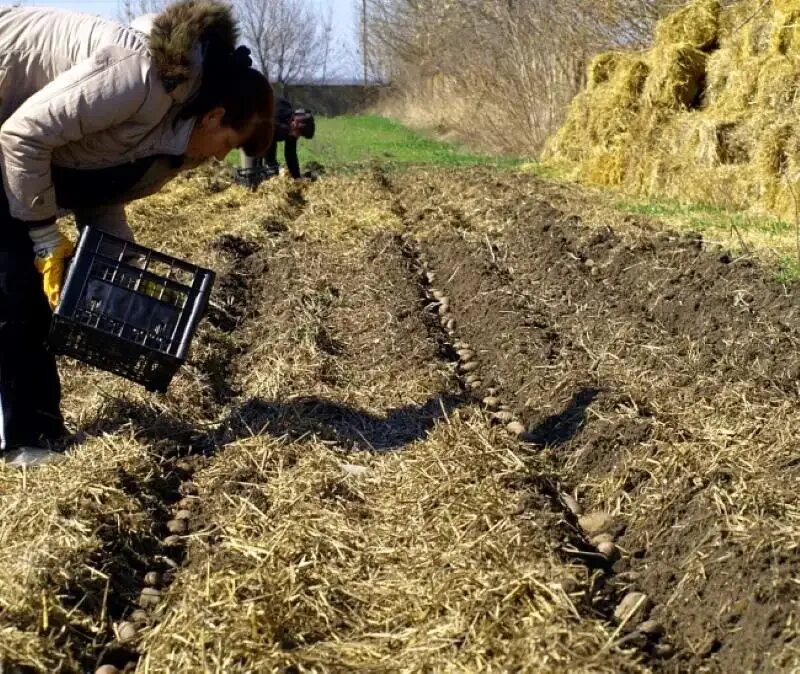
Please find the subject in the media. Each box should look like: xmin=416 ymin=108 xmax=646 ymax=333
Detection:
xmin=11 ymin=0 xmax=359 ymax=81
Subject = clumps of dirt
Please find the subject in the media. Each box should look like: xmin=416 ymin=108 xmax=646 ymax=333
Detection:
xmin=32 ymin=222 xmax=279 ymax=673
xmin=400 ymin=172 xmax=800 ymax=672
xmin=19 ymin=162 xmax=800 ymax=672
xmin=192 ymin=160 xmax=234 ymax=196
xmin=331 ymin=231 xmax=452 ymax=396
xmin=194 ymin=231 xmax=298 ymax=405
xmin=134 ymin=193 xmax=643 ymax=673
xmin=81 ymin=224 xmax=306 ymax=671
xmin=207 ymin=233 xmax=269 ymax=332
xmin=421 ymin=194 xmax=800 ymax=414
xmin=0 ymin=437 xmax=197 ymax=673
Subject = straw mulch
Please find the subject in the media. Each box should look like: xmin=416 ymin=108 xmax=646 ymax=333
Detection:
xmin=544 ymin=0 xmax=800 ymax=224
xmin=0 ymin=167 xmax=647 ymax=672
xmin=389 ymin=167 xmax=800 ymax=672
xmin=137 ymin=171 xmax=643 ymax=673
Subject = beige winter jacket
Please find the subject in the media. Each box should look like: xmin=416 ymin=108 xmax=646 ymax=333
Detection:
xmin=0 ymin=2 xmax=236 ymax=223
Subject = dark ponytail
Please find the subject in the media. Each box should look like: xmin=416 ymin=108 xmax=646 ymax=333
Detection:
xmin=180 ymin=45 xmax=275 ymax=155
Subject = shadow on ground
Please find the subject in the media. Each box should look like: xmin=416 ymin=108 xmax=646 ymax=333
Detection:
xmin=220 ymin=394 xmax=464 ymax=451
xmin=524 ymin=387 xmax=602 ymax=447
xmin=86 ymin=392 xmax=465 ymax=454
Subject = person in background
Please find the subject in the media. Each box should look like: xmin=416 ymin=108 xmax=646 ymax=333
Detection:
xmin=264 ymin=97 xmax=316 ymax=179
xmin=0 ymin=0 xmax=274 ymax=466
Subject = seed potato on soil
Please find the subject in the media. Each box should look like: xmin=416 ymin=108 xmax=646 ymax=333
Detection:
xmin=134 ymin=169 xmax=643 ymax=672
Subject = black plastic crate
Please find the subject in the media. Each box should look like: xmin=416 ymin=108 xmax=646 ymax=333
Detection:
xmin=49 ymin=227 xmax=215 ymax=393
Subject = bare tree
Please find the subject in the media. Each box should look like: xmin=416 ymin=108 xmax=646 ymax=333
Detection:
xmin=367 ymin=0 xmax=678 ymax=152
xmin=237 ymin=0 xmax=323 ymax=85
xmin=118 ymin=0 xmax=164 ymax=24
xmin=360 ymin=0 xmax=368 ymax=85
xmin=320 ymin=1 xmax=334 ymax=83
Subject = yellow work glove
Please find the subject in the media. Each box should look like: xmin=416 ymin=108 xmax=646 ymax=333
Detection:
xmin=29 ymin=223 xmax=75 ymax=310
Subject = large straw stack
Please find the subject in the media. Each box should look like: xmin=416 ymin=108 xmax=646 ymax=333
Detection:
xmin=544 ymin=0 xmax=800 ymax=222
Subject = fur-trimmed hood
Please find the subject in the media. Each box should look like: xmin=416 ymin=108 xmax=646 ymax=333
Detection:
xmin=0 ymin=4 xmax=236 ymax=221
xmin=148 ymin=0 xmax=237 ymax=94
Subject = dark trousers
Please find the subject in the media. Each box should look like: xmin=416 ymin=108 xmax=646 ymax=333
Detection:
xmin=0 ymin=205 xmax=64 ymax=450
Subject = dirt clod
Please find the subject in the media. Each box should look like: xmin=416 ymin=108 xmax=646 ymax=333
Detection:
xmin=655 ymin=643 xmax=674 ymax=657
xmin=638 ymin=619 xmax=665 ymax=637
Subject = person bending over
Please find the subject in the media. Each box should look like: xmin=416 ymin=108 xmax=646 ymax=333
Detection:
xmin=0 ymin=0 xmax=274 ymax=465
xmin=264 ymin=97 xmax=315 ymax=179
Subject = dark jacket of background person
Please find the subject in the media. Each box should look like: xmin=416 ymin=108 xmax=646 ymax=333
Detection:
xmin=265 ymin=97 xmax=301 ymax=179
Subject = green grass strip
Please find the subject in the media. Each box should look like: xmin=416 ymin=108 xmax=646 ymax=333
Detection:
xmin=229 ymin=114 xmax=524 ymax=171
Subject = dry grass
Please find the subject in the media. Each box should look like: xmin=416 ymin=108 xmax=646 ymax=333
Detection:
xmin=2 ymin=159 xmax=797 ymax=672
xmin=0 ymin=437 xmax=152 ymax=671
xmin=140 ymin=424 xmax=638 ymax=672
xmin=386 ymin=167 xmax=800 ymax=670
xmin=544 ymin=0 xmax=800 ymax=226
xmin=137 ymin=170 xmax=642 ymax=673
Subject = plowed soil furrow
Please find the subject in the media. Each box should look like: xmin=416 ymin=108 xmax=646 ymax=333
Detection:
xmin=135 ymin=179 xmax=645 ymax=673
xmin=3 ymin=164 xmax=799 ymax=673
xmin=394 ymin=171 xmax=800 ymax=673
xmin=0 ymin=172 xmax=311 ymax=673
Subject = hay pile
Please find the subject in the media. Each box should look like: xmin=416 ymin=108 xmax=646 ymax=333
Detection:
xmin=544 ymin=0 xmax=800 ymax=222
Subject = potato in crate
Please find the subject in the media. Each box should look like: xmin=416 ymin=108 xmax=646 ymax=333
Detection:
xmin=49 ymin=227 xmax=215 ymax=392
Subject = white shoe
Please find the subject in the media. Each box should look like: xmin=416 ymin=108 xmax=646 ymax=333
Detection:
xmin=3 ymin=447 xmax=67 ymax=468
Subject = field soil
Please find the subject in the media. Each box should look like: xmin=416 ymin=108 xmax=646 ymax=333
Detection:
xmin=0 ymin=164 xmax=797 ymax=673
